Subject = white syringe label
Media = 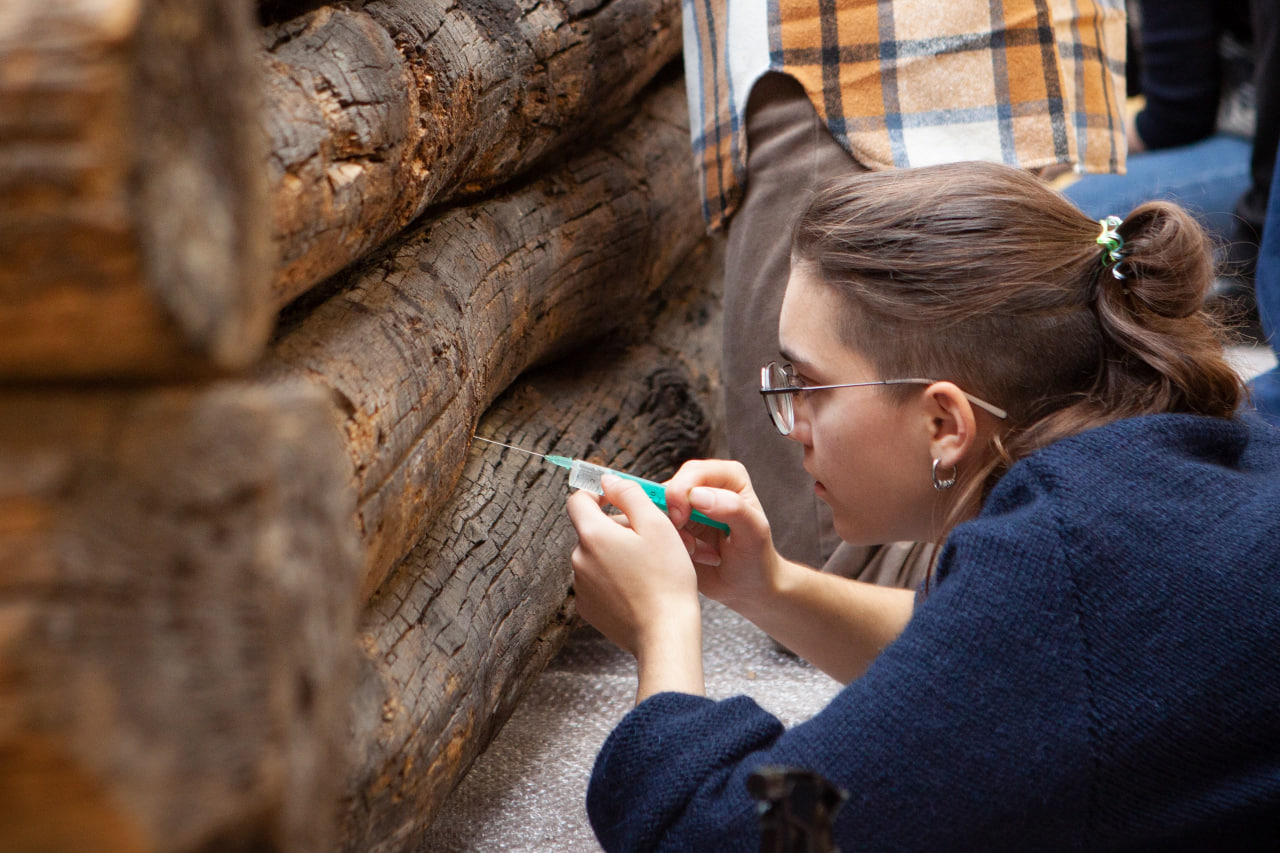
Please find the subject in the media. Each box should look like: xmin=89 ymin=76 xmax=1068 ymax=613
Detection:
xmin=568 ymin=460 xmax=610 ymax=495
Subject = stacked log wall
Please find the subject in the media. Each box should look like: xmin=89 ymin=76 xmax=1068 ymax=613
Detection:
xmin=262 ymin=73 xmax=704 ymax=600
xmin=0 ymin=0 xmax=715 ymax=848
xmin=263 ymin=0 xmax=683 ymax=303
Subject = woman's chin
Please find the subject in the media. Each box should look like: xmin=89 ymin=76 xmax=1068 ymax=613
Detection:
xmin=820 ymin=487 xmax=891 ymax=545
xmin=829 ymin=513 xmax=856 ymax=544
xmin=831 ymin=512 xmax=889 ymax=548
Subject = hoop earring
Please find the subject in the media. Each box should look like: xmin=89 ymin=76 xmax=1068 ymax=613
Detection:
xmin=932 ymin=458 xmax=957 ymax=491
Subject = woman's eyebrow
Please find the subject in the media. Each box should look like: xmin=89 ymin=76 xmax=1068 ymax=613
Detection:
xmin=778 ymin=348 xmax=814 ymax=372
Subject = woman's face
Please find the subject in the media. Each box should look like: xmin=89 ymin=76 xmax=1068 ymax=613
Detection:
xmin=777 ymin=263 xmax=948 ymax=544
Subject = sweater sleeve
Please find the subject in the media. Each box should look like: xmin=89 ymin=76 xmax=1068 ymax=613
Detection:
xmin=588 ymin=692 xmax=783 ymax=852
xmin=587 ymin=476 xmax=1100 ymax=852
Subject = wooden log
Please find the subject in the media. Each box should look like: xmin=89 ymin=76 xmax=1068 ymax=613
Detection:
xmin=0 ymin=381 xmax=361 ymax=852
xmin=260 ymin=72 xmax=703 ymax=601
xmin=0 ymin=0 xmax=272 ymax=380
xmin=339 ymin=236 xmax=725 ymax=853
xmin=261 ymin=0 xmax=682 ymax=304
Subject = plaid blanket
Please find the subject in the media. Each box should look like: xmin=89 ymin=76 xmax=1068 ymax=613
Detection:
xmin=683 ymin=0 xmax=1128 ymax=229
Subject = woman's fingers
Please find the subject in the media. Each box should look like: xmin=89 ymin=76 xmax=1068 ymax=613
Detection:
xmin=689 ymin=537 xmax=722 ymax=566
xmin=667 ymin=458 xmax=752 ymax=494
xmin=663 ymin=459 xmax=755 ymax=528
xmin=689 ymin=484 xmax=772 ymax=545
xmin=678 ymin=528 xmax=696 ymax=556
xmin=599 ymin=474 xmax=671 ymax=534
xmin=566 ymin=487 xmax=608 ymax=534
xmin=568 ymin=476 xmax=677 ymax=559
xmin=566 ymin=474 xmax=702 ymax=660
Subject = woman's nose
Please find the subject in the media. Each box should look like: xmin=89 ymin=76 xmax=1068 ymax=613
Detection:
xmin=786 ymin=396 xmax=813 ymax=445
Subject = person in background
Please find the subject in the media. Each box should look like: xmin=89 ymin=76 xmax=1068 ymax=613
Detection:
xmin=687 ymin=0 xmax=1127 ymax=592
xmin=1246 ymin=154 xmax=1280 ymax=422
xmin=1064 ymin=0 xmax=1279 ymax=326
xmin=568 ymin=162 xmax=1280 ymax=850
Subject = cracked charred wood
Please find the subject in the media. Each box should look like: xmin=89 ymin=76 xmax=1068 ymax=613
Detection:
xmin=0 ymin=382 xmax=360 ymax=853
xmin=338 ymin=237 xmax=724 ymax=853
xmin=260 ymin=74 xmax=703 ymax=601
xmin=0 ymin=0 xmax=272 ymax=380
xmin=261 ymin=0 xmax=681 ymax=305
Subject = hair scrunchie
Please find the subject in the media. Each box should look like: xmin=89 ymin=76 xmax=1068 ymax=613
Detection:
xmin=1096 ymin=215 xmax=1127 ymax=281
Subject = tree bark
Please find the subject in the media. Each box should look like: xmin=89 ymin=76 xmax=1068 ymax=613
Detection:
xmin=260 ymin=73 xmax=704 ymax=601
xmin=261 ymin=0 xmax=682 ymax=305
xmin=0 ymin=0 xmax=272 ymax=380
xmin=0 ymin=382 xmax=360 ymax=852
xmin=339 ymin=236 xmax=725 ymax=853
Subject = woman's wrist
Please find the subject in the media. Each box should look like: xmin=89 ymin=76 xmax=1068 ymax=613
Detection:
xmin=634 ymin=597 xmax=704 ymax=702
xmin=731 ymin=552 xmax=801 ymax=623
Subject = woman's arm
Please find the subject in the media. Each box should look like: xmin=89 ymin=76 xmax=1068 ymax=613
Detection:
xmin=588 ymin=510 xmax=1093 ymax=853
xmin=567 ymin=460 xmax=915 ymax=699
xmin=567 ymin=475 xmax=705 ymax=703
xmin=735 ymin=557 xmax=915 ymax=684
xmin=661 ymin=461 xmax=914 ymax=683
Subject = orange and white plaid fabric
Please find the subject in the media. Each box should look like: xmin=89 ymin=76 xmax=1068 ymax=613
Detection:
xmin=683 ymin=0 xmax=1128 ymax=230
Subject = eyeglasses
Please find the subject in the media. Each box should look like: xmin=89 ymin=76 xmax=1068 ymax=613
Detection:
xmin=759 ymin=361 xmax=1008 ymax=436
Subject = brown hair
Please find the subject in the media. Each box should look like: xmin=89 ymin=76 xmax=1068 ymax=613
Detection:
xmin=791 ymin=161 xmax=1241 ymax=532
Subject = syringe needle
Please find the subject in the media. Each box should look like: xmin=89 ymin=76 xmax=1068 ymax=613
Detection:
xmin=473 ymin=436 xmax=549 ymax=459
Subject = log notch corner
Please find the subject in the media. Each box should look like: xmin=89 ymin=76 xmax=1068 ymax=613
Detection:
xmin=0 ymin=381 xmax=362 ymax=852
xmin=0 ymin=0 xmax=273 ymax=379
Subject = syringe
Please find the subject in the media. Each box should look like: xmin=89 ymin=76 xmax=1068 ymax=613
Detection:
xmin=474 ymin=436 xmax=730 ymax=535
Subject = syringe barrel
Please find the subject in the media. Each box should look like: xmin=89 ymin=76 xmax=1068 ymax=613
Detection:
xmin=567 ymin=460 xmax=729 ymax=535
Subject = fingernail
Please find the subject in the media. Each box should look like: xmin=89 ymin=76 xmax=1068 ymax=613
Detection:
xmin=690 ymin=487 xmax=715 ymax=510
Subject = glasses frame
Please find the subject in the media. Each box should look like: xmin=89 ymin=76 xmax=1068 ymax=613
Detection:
xmin=759 ymin=362 xmax=1008 ymax=436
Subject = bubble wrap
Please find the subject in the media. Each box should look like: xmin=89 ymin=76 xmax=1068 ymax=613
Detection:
xmin=421 ymin=599 xmax=842 ymax=851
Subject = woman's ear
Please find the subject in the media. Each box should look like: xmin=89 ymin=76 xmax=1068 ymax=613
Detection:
xmin=922 ymin=382 xmax=979 ymax=468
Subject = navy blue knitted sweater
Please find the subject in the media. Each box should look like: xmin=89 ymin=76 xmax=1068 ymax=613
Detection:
xmin=586 ymin=414 xmax=1280 ymax=851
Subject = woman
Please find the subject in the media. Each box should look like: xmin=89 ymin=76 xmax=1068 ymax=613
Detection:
xmin=566 ymin=161 xmax=1280 ymax=850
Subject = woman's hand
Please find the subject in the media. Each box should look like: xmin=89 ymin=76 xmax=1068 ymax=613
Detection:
xmin=660 ymin=459 xmax=783 ymax=609
xmin=662 ymin=460 xmax=915 ymax=683
xmin=567 ymin=474 xmax=704 ymax=701
xmin=571 ymin=459 xmax=914 ymax=686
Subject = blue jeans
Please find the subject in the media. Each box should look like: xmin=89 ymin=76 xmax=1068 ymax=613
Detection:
xmin=1062 ymin=134 xmax=1252 ymax=243
xmin=1246 ymin=155 xmax=1280 ymax=425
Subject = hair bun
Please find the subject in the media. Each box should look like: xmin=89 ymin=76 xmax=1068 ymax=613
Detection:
xmin=1109 ymin=202 xmax=1214 ymax=319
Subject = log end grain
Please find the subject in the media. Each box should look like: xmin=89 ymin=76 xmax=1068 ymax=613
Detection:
xmin=0 ymin=380 xmax=361 ymax=851
xmin=0 ymin=0 xmax=273 ymax=380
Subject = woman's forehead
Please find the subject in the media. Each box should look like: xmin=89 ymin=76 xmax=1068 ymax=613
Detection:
xmin=779 ymin=269 xmax=869 ymax=374
xmin=780 ymin=267 xmax=841 ymax=351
